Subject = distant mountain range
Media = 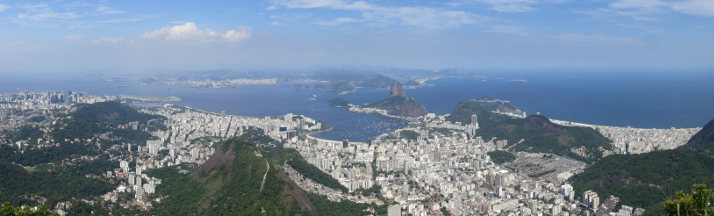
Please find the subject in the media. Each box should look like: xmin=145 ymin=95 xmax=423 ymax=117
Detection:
xmin=570 ymin=119 xmax=714 ymax=215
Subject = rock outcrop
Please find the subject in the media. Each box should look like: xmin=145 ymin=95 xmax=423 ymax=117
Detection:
xmin=369 ymin=81 xmax=427 ymax=118
xmin=388 ymin=82 xmax=406 ymax=97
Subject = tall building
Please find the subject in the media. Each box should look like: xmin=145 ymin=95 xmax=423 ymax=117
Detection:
xmin=128 ymin=173 xmax=136 ymax=185
xmin=561 ymin=184 xmax=573 ymax=200
xmin=471 ymin=114 xmax=479 ymax=127
xmin=120 ymin=160 xmax=129 ymax=172
xmin=583 ymin=190 xmax=600 ymax=210
xmin=388 ymin=205 xmax=401 ymax=216
xmin=343 ymin=139 xmax=349 ymax=148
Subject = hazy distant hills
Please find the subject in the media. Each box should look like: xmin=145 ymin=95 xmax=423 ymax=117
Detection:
xmin=447 ymin=100 xmax=612 ymax=162
xmin=368 ymin=82 xmax=428 ymax=118
xmin=570 ymin=119 xmax=714 ymax=215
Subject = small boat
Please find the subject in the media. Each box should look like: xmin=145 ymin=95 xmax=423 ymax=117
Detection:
xmin=310 ymin=94 xmax=318 ymax=101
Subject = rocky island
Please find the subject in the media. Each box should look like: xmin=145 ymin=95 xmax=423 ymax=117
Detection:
xmin=366 ymin=82 xmax=428 ymax=118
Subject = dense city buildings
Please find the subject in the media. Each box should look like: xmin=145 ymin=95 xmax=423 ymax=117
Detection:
xmin=0 ymin=91 xmax=699 ymax=215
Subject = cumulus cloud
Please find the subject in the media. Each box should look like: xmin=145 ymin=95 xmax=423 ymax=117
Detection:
xmin=222 ymin=27 xmax=252 ymax=42
xmin=143 ymin=22 xmax=252 ymax=42
xmin=272 ymin=0 xmax=479 ymax=29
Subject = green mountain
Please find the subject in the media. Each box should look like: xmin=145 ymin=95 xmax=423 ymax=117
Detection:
xmin=570 ymin=119 xmax=714 ymax=215
xmin=52 ymin=101 xmax=164 ymax=141
xmin=447 ymin=101 xmax=612 ymax=162
xmin=149 ymin=129 xmax=375 ymax=215
xmin=570 ymin=148 xmax=714 ymax=215
xmin=683 ymin=119 xmax=714 ymax=153
xmin=368 ymin=82 xmax=428 ymax=117
xmin=0 ymin=158 xmax=117 ymax=207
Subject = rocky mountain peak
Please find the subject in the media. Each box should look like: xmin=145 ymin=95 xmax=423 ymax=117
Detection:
xmin=389 ymin=81 xmax=406 ymax=97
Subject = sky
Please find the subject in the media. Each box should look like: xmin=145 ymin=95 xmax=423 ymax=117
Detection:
xmin=0 ymin=0 xmax=712 ymax=75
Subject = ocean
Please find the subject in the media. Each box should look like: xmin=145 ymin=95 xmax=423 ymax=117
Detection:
xmin=1 ymin=71 xmax=713 ymax=141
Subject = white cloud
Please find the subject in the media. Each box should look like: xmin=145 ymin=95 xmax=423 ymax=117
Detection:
xmin=92 ymin=37 xmax=124 ymax=44
xmin=315 ymin=17 xmax=360 ymax=25
xmin=550 ymin=33 xmax=642 ymax=45
xmin=588 ymin=0 xmax=714 ymax=21
xmin=475 ymin=0 xmax=537 ymax=13
xmin=670 ymin=0 xmax=714 ymax=17
xmin=143 ymin=22 xmax=252 ymax=42
xmin=272 ymin=0 xmax=479 ymax=29
xmin=64 ymin=34 xmax=86 ymax=42
xmin=0 ymin=4 xmax=9 ymax=12
xmin=449 ymin=0 xmax=570 ymax=13
xmin=222 ymin=27 xmax=252 ymax=42
xmin=96 ymin=6 xmax=124 ymax=15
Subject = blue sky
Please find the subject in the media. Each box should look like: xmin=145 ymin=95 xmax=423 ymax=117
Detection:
xmin=0 ymin=0 xmax=712 ymax=74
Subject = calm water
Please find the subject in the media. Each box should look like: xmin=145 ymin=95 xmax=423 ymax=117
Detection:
xmin=1 ymin=71 xmax=713 ymax=141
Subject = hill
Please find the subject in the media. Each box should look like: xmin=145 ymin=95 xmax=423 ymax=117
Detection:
xmin=447 ymin=101 xmax=612 ymax=162
xmin=368 ymin=82 xmax=427 ymax=117
xmin=683 ymin=119 xmax=714 ymax=153
xmin=570 ymin=148 xmax=714 ymax=215
xmin=149 ymin=129 xmax=373 ymax=215
xmin=52 ymin=101 xmax=163 ymax=142
xmin=0 ymin=159 xmax=117 ymax=207
xmin=570 ymin=119 xmax=714 ymax=215
xmin=71 ymin=101 xmax=160 ymax=127
xmin=149 ymin=137 xmax=316 ymax=215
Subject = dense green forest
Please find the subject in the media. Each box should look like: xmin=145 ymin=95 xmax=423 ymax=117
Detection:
xmin=683 ymin=119 xmax=714 ymax=154
xmin=5 ymin=125 xmax=43 ymax=143
xmin=400 ymin=130 xmax=419 ymax=141
xmin=487 ymin=150 xmax=515 ymax=164
xmin=241 ymin=128 xmax=348 ymax=192
xmin=447 ymin=101 xmax=612 ymax=162
xmin=52 ymin=101 xmax=163 ymax=141
xmin=149 ymin=138 xmax=314 ymax=215
xmin=571 ymin=119 xmax=714 ymax=215
xmin=0 ymin=159 xmax=117 ymax=207
xmin=570 ymin=149 xmax=714 ymax=215
xmin=148 ymin=131 xmax=383 ymax=215
xmin=0 ymin=202 xmax=56 ymax=216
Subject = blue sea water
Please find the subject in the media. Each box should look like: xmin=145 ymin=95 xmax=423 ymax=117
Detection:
xmin=1 ymin=71 xmax=713 ymax=141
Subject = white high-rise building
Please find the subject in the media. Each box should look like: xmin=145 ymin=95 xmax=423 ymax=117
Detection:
xmin=128 ymin=173 xmax=136 ymax=185
xmin=120 ymin=160 xmax=129 ymax=172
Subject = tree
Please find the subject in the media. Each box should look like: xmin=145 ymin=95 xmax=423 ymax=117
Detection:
xmin=0 ymin=202 xmax=57 ymax=216
xmin=663 ymin=184 xmax=714 ymax=216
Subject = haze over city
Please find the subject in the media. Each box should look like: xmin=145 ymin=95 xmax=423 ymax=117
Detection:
xmin=1 ymin=0 xmax=713 ymax=75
